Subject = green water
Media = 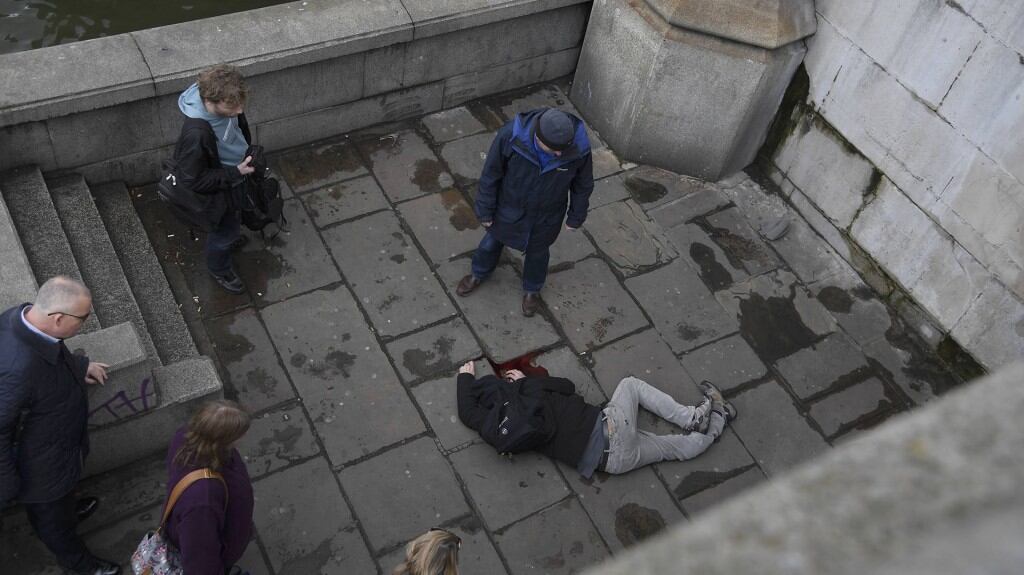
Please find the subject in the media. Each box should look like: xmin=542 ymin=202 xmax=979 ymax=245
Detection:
xmin=0 ymin=0 xmax=294 ymax=56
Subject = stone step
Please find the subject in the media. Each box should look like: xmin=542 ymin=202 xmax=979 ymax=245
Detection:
xmin=92 ymin=181 xmax=198 ymax=365
xmin=84 ymin=356 xmax=223 ymax=477
xmin=0 ymin=166 xmax=100 ymax=332
xmin=46 ymin=174 xmax=160 ymax=364
xmin=0 ymin=190 xmax=36 ymax=311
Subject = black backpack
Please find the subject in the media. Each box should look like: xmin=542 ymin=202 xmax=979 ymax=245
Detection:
xmin=156 ymin=156 xmax=218 ymax=233
xmin=479 ymin=380 xmax=555 ymax=455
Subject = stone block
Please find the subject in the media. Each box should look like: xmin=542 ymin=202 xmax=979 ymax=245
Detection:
xmin=808 ymin=377 xmax=895 ymax=439
xmin=48 ymin=99 xmax=166 ymax=167
xmin=65 ymin=322 xmax=152 ymax=429
xmin=625 ymin=260 xmax=737 ymax=353
xmin=75 ymin=143 xmax=174 ymax=187
xmin=679 ymin=466 xmax=766 ymax=517
xmin=274 ymin=141 xmax=368 ymax=194
xmin=378 ymin=516 xmax=505 ymax=575
xmin=588 ymin=175 xmax=631 ymax=210
xmin=238 ymin=402 xmax=321 ymax=479
xmin=439 ymin=131 xmax=497 ymax=184
xmin=253 ymin=458 xmax=375 ymax=574
xmin=655 ymin=429 xmax=756 ymax=501
xmin=355 ymin=126 xmax=454 ymax=202
xmin=386 ymin=318 xmax=482 ymax=383
xmin=405 ymin=0 xmax=589 ymax=40
xmin=705 ymin=207 xmax=780 ymax=276
xmin=591 ymin=146 xmax=624 ymax=180
xmin=411 ymin=375 xmax=480 ymax=450
xmin=449 ymin=443 xmax=570 ymax=531
xmin=645 ymin=0 xmax=816 ymax=50
xmin=545 ymin=258 xmax=650 ymax=351
xmin=494 ymin=497 xmax=609 ymax=574
xmin=0 ymin=193 xmax=36 ymax=312
xmin=0 ymin=120 xmax=56 ymax=173
xmin=436 ymin=260 xmax=561 ymax=363
xmin=728 ymin=380 xmax=829 ymax=476
xmin=561 ymin=465 xmax=684 ymax=551
xmin=586 ymin=200 xmax=677 ymax=277
xmin=664 ymin=222 xmax=748 ymax=292
xmin=245 ymin=53 xmax=365 ymax=124
xmin=363 ymin=44 xmax=407 ymax=97
xmin=442 ymin=48 xmax=581 ymax=108
xmin=803 ymin=13 xmax=856 ymax=110
xmin=422 ymin=106 xmax=488 ymax=143
xmin=679 ymin=334 xmax=767 ymax=393
xmin=768 ymin=199 xmax=850 ymax=285
xmin=536 ymin=346 xmax=607 ymax=406
xmin=322 ymin=210 xmax=455 ymax=337
xmin=339 ymin=437 xmax=471 ymax=552
xmin=774 ymin=332 xmax=871 ymax=400
xmin=398 ymin=189 xmax=483 ymax=264
xmin=261 ymin=286 xmax=424 ymax=465
xmin=301 ymin=176 xmax=390 ymax=228
xmin=648 ymin=187 xmax=731 ymax=229
xmin=951 ymin=279 xmax=1024 ymax=369
xmin=809 ymin=269 xmax=893 ymax=346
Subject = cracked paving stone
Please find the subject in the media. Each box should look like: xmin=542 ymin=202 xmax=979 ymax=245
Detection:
xmin=238 ymin=402 xmax=320 ymax=479
xmin=586 ymin=200 xmax=677 ymax=277
xmin=412 ymin=374 xmax=481 ymax=450
xmin=588 ymin=174 xmax=632 ymax=211
xmin=729 ymin=381 xmax=830 ymax=476
xmin=273 ymin=140 xmax=368 ymax=194
xmin=775 ymin=332 xmax=872 ymax=400
xmin=664 ymin=221 xmax=748 ymax=291
xmin=378 ymin=515 xmax=506 ymax=574
xmin=679 ymin=466 xmax=767 ymax=517
xmin=205 ymin=308 xmax=295 ymax=413
xmin=422 ymin=106 xmax=488 ymax=143
xmin=648 ymin=186 xmax=731 ymax=229
xmin=495 ymin=498 xmax=609 ymax=575
xmin=808 ymin=377 xmax=896 ymax=439
xmin=355 ymin=127 xmax=454 ymax=202
xmin=398 ymin=188 xmax=482 ymax=265
xmin=622 ymin=165 xmax=708 ymax=210
xmin=704 ymin=207 xmax=781 ymax=276
xmin=301 ymin=175 xmax=389 ymax=228
xmin=680 ymin=334 xmax=767 ymax=393
xmin=386 ymin=317 xmax=482 ymax=383
xmin=655 ymin=428 xmax=756 ymax=501
xmin=439 ymin=132 xmax=496 ymax=185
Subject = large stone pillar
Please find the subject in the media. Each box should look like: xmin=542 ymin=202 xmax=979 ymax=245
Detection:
xmin=572 ymin=0 xmax=816 ymax=180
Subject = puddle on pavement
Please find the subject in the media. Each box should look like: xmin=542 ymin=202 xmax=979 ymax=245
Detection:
xmin=279 ymin=142 xmax=365 ymax=190
xmin=737 ymin=293 xmax=819 ymax=361
xmin=623 ymin=176 xmax=667 ymax=204
xmin=402 ymin=335 xmax=456 ymax=378
xmin=411 ymin=158 xmax=451 ymax=193
xmin=257 ymin=424 xmax=304 ymax=453
xmin=441 ymin=189 xmax=479 ymax=231
xmin=706 ymin=225 xmax=771 ymax=270
xmin=689 ymin=242 xmax=733 ymax=291
xmin=614 ymin=503 xmax=665 ymax=547
xmin=290 ymin=350 xmax=357 ymax=379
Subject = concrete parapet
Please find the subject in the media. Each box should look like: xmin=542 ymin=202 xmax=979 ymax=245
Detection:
xmin=0 ymin=191 xmax=35 ymax=312
xmin=64 ymin=322 xmax=152 ymax=430
xmin=586 ymin=361 xmax=1024 ymax=575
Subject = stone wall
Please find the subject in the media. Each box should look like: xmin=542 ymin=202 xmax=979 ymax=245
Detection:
xmin=759 ymin=0 xmax=1024 ymax=370
xmin=0 ymin=0 xmax=589 ymax=185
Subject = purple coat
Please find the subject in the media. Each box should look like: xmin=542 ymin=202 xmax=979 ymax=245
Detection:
xmin=164 ymin=427 xmax=253 ymax=575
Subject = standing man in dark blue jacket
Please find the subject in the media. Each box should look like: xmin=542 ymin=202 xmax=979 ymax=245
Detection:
xmin=456 ymin=108 xmax=595 ymax=316
xmin=0 ymin=277 xmax=120 ymax=575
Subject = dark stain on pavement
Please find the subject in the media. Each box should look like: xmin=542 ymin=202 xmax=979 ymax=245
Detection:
xmin=737 ymin=293 xmax=818 ymax=361
xmin=244 ymin=366 xmax=278 ymax=396
xmin=390 ymin=254 xmax=406 ymax=264
xmin=673 ymin=467 xmax=749 ymax=500
xmin=279 ymin=143 xmax=364 ymax=190
xmin=441 ymin=189 xmax=479 ymax=231
xmin=708 ymin=226 xmax=770 ymax=269
xmin=290 ymin=350 xmax=356 ymax=379
xmin=207 ymin=324 xmax=255 ymax=364
xmin=402 ymin=335 xmax=456 ymax=377
xmin=677 ymin=324 xmax=704 ymax=341
xmin=690 ymin=242 xmax=733 ymax=290
xmin=278 ymin=537 xmax=334 ymax=574
xmin=614 ymin=503 xmax=665 ymax=547
xmin=816 ymin=285 xmax=854 ymax=314
xmin=624 ymin=176 xmax=667 ymax=204
xmin=258 ymin=424 xmax=303 ymax=454
xmin=412 ymin=158 xmax=448 ymax=192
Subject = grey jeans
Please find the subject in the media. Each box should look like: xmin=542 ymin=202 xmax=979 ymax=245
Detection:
xmin=603 ymin=376 xmax=725 ymax=475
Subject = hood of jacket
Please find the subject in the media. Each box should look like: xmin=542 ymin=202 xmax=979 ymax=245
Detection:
xmin=510 ymin=109 xmax=591 ymax=170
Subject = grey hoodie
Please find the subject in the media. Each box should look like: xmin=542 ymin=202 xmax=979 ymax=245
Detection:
xmin=178 ymin=83 xmax=247 ymax=167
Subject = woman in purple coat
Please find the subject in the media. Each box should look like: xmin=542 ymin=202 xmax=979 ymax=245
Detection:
xmin=165 ymin=400 xmax=254 ymax=575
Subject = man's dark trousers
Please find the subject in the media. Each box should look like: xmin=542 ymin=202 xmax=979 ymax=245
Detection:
xmin=24 ymin=492 xmax=97 ymax=573
xmin=206 ymin=207 xmax=241 ymax=275
xmin=471 ymin=231 xmax=551 ymax=293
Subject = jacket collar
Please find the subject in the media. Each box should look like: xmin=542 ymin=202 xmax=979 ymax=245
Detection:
xmin=9 ymin=303 xmax=62 ymax=365
xmin=510 ymin=110 xmax=590 ymax=173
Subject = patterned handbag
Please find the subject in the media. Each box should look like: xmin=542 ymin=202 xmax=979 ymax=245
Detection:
xmin=131 ymin=468 xmax=227 ymax=575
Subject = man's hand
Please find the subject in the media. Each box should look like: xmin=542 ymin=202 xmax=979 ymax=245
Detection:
xmin=481 ymin=221 xmax=492 ymax=228
xmin=503 ymin=369 xmax=526 ymax=382
xmin=459 ymin=360 xmax=475 ymax=376
xmin=85 ymin=362 xmax=109 ymax=386
xmin=237 ymin=155 xmax=255 ymax=175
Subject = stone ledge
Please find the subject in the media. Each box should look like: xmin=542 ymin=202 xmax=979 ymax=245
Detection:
xmin=644 ymin=0 xmax=816 ymax=49
xmin=405 ymin=0 xmax=588 ymax=40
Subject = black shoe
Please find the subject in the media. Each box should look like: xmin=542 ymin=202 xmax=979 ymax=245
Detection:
xmin=229 ymin=235 xmax=250 ymax=252
xmin=75 ymin=496 xmax=99 ymax=522
xmin=456 ymin=274 xmax=482 ymax=297
xmin=698 ymin=380 xmax=738 ymax=422
xmin=78 ymin=557 xmax=121 ymax=575
xmin=209 ymin=269 xmax=246 ymax=295
xmin=522 ymin=292 xmax=542 ymax=317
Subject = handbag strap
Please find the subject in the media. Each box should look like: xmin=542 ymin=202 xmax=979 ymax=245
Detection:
xmin=157 ymin=468 xmax=228 ymax=532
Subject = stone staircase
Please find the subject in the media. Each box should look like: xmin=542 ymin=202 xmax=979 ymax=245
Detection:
xmin=0 ymin=165 xmax=222 ymax=477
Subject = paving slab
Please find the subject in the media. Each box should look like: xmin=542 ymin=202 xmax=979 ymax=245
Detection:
xmin=449 ymin=443 xmax=570 ymax=531
xmin=544 ymin=258 xmax=649 ymax=351
xmin=714 ymin=269 xmax=837 ymax=362
xmin=253 ymin=458 xmax=375 ymax=574
xmin=536 ymin=346 xmax=607 ymax=406
xmin=728 ymin=381 xmax=830 ymax=476
xmin=497 ymin=83 xmax=582 ymax=121
xmin=664 ymin=222 xmax=748 ymax=291
xmin=267 ymin=154 xmax=295 ymax=199
xmin=769 ymin=215 xmax=850 ymax=285
xmin=439 ymin=132 xmax=496 ymax=184
xmin=262 ymin=286 xmax=425 ymax=464
xmin=591 ymin=147 xmax=624 ymax=180
xmin=237 ymin=538 xmax=272 ymax=575
xmin=273 ymin=140 xmax=368 ymax=194
xmin=412 ymin=374 xmax=481 ymax=450
xmin=237 ymin=402 xmax=321 ymax=479
xmin=622 ymin=166 xmax=708 ymax=210
xmin=436 ymin=260 xmax=561 ymax=363
xmin=0 ymin=511 xmax=60 ymax=574
xmin=808 ymin=377 xmax=896 ymax=439
xmin=588 ymin=174 xmax=631 ymax=211
xmin=386 ymin=317 xmax=482 ymax=383
xmin=205 ymin=308 xmax=296 ymax=413
xmin=355 ymin=127 xmax=454 ymax=202
xmin=809 ymin=269 xmax=894 ymax=346
xmin=679 ymin=466 xmax=767 ymax=517
xmin=862 ymin=331 xmax=959 ymax=406
xmin=704 ymin=207 xmax=781 ymax=276
xmin=301 ymin=175 xmax=390 ymax=228
xmin=654 ymin=428 xmax=757 ymax=501
xmin=236 ymin=199 xmax=341 ymax=306
xmin=81 ymin=504 xmax=162 ymax=573
xmin=494 ymin=497 xmax=610 ymax=575
xmin=775 ymin=332 xmax=872 ymax=400
xmin=508 ymin=228 xmax=597 ymax=273
xmin=625 ymin=260 xmax=738 ymax=353
xmin=679 ymin=334 xmax=767 ymax=393
xmin=586 ymin=200 xmax=677 ymax=276
xmin=379 ymin=515 xmax=507 ymax=575
xmin=398 ymin=188 xmax=483 ymax=265
xmin=648 ymin=186 xmax=731 ymax=228
xmin=76 ymin=454 xmax=166 ymax=533
xmin=323 ymin=210 xmax=455 ymax=337
xmin=422 ymin=106 xmax=489 ymax=143
xmin=561 ymin=464 xmax=684 ymax=552
xmin=339 ymin=437 xmax=471 ymax=553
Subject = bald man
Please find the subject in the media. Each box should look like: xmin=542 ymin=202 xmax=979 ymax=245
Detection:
xmin=0 ymin=277 xmax=121 ymax=575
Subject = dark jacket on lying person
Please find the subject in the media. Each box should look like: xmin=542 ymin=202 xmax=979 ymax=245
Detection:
xmin=457 ymin=372 xmax=601 ymax=467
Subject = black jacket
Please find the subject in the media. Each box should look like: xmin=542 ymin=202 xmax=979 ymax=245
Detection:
xmin=0 ymin=304 xmax=91 ymax=504
xmin=172 ymin=114 xmax=251 ymax=224
xmin=457 ymin=373 xmax=601 ymax=467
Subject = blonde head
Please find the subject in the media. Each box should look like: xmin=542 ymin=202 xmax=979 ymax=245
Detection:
xmin=391 ymin=529 xmax=460 ymax=575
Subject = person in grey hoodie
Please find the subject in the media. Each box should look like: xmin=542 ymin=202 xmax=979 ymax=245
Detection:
xmin=174 ymin=64 xmax=256 ymax=294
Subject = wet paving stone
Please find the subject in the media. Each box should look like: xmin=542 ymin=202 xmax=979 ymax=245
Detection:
xmin=273 ymin=140 xmax=368 ymax=194
xmin=301 ymin=175 xmax=389 ymax=228
xmin=449 ymin=443 xmax=570 ymax=531
xmin=665 ymin=222 xmax=749 ymax=291
xmin=411 ymin=374 xmax=480 ymax=450
xmin=422 ymin=107 xmax=488 ymax=143
xmin=356 ymin=127 xmax=454 ymax=202
xmin=398 ymin=188 xmax=482 ymax=265
xmin=704 ymin=207 xmax=781 ymax=276
xmin=238 ymin=402 xmax=321 ymax=479
xmin=536 ymin=345 xmax=607 ymax=406
xmin=648 ymin=186 xmax=731 ymax=229
xmin=622 ymin=165 xmax=708 ymax=210
xmin=378 ymin=515 xmax=507 ymax=575
xmin=728 ymin=381 xmax=830 ymax=476
xmin=769 ymin=216 xmax=849 ymax=285
xmin=497 ymin=83 xmax=581 ymax=121
xmin=544 ymin=258 xmax=649 ymax=351
xmin=810 ymin=269 xmax=894 ymax=346
xmin=655 ymin=428 xmax=757 ymax=502
xmin=588 ymin=174 xmax=631 ymax=211
xmin=205 ymin=308 xmax=296 ymax=413
xmin=436 ymin=260 xmax=561 ymax=363
xmin=680 ymin=334 xmax=767 ymax=393
xmin=339 ymin=437 xmax=471 ymax=553
xmin=560 ymin=464 xmax=684 ymax=552
xmin=235 ymin=199 xmax=341 ymax=307
xmin=495 ymin=497 xmax=609 ymax=575
xmin=76 ymin=453 xmax=166 ymax=534
xmin=439 ymin=132 xmax=496 ymax=184
xmin=591 ymin=146 xmax=623 ymax=180
xmin=625 ymin=260 xmax=738 ymax=353
xmin=261 ymin=286 xmax=425 ymax=465
xmin=507 ymin=227 xmax=596 ymax=272
xmin=586 ymin=200 xmax=677 ymax=277
xmin=808 ymin=377 xmax=895 ymax=439
xmin=386 ymin=317 xmax=482 ymax=383
xmin=267 ymin=155 xmax=295 ymax=199
xmin=323 ymin=210 xmax=455 ymax=338
xmin=774 ymin=332 xmax=872 ymax=400
xmin=679 ymin=466 xmax=767 ymax=517
xmin=253 ymin=458 xmax=375 ymax=574
xmin=863 ymin=334 xmax=959 ymax=406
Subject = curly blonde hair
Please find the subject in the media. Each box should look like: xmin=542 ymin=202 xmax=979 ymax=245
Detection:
xmin=197 ymin=64 xmax=248 ymax=107
xmin=391 ymin=529 xmax=460 ymax=575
